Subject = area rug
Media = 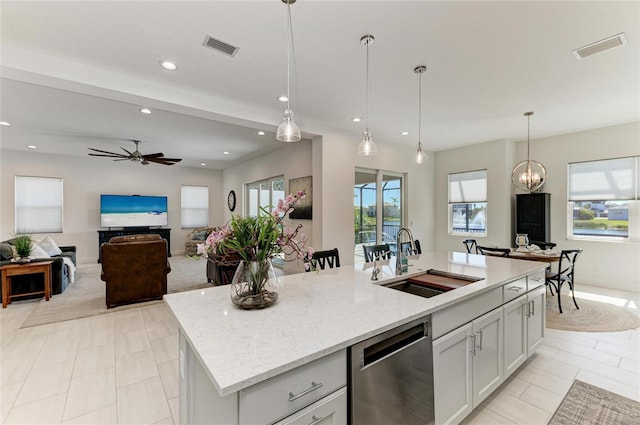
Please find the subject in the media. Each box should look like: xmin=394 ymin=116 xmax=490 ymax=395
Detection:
xmin=549 ymin=380 xmax=640 ymax=425
xmin=19 ymin=255 xmax=212 ymax=328
xmin=546 ymin=294 xmax=640 ymax=332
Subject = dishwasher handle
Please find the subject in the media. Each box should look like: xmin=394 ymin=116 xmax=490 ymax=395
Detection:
xmin=359 ymin=322 xmax=427 ymax=369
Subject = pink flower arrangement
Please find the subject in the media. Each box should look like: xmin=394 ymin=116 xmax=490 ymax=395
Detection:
xmin=198 ymin=190 xmax=314 ymax=269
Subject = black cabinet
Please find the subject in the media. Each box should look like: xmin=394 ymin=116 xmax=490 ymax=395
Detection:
xmin=97 ymin=228 xmax=171 ymax=262
xmin=516 ymin=194 xmax=550 ymax=243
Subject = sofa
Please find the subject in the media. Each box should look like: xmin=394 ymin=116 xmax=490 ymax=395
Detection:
xmin=0 ymin=238 xmax=77 ymax=297
xmin=184 ymin=227 xmax=215 ymax=256
xmin=101 ymin=234 xmax=171 ymax=308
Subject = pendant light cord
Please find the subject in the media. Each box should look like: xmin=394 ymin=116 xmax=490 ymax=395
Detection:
xmin=366 ymin=40 xmax=370 ymax=132
xmin=418 ymin=70 xmax=422 ymax=144
xmin=286 ymin=3 xmax=292 ymax=111
xmin=527 ymin=113 xmax=531 ymax=162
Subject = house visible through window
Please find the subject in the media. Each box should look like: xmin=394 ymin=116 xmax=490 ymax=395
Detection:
xmin=448 ymin=170 xmax=487 ymax=236
xmin=181 ymin=185 xmax=209 ymax=228
xmin=15 ymin=176 xmax=64 ymax=233
xmin=568 ymin=156 xmax=639 ymax=241
xmin=246 ymin=176 xmax=284 ymax=217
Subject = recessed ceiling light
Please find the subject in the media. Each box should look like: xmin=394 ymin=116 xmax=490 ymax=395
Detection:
xmin=160 ymin=60 xmax=177 ymax=70
xmin=140 ymin=108 xmax=152 ymax=114
xmin=27 ymin=145 xmax=37 ymax=149
xmin=401 ymin=131 xmax=409 ymax=136
xmin=278 ymin=95 xmax=288 ymax=102
xmin=200 ymin=163 xmax=206 ymax=166
xmin=223 ymin=151 xmax=230 ymax=155
xmin=351 ymin=117 xmax=362 ymax=123
xmin=257 ymin=131 xmax=265 ymax=136
xmin=0 ymin=121 xmax=10 ymax=126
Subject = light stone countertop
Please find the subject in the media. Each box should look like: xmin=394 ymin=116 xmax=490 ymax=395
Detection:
xmin=163 ymin=251 xmax=548 ymax=396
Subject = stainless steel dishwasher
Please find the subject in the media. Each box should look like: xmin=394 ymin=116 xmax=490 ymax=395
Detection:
xmin=349 ymin=316 xmax=434 ymax=425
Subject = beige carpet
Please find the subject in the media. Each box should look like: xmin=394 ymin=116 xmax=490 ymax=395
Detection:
xmin=19 ymin=255 xmax=212 ymax=328
xmin=549 ymin=380 xmax=640 ymax=425
xmin=546 ymin=294 xmax=640 ymax=332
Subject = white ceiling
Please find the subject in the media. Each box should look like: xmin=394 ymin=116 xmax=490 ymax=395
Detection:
xmin=1 ymin=1 xmax=639 ymax=169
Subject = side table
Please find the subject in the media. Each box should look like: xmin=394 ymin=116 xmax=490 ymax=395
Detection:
xmin=1 ymin=260 xmax=53 ymax=308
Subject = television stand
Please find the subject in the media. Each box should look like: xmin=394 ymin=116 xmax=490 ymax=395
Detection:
xmin=97 ymin=228 xmax=171 ymax=263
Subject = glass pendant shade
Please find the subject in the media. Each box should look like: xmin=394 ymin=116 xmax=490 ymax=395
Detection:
xmin=276 ymin=108 xmax=301 ymax=142
xmin=512 ymin=111 xmax=546 ymax=192
xmin=357 ymin=130 xmax=377 ymax=156
xmin=415 ymin=142 xmax=428 ymax=164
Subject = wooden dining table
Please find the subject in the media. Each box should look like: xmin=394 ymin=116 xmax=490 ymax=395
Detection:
xmin=507 ymin=249 xmax=561 ymax=263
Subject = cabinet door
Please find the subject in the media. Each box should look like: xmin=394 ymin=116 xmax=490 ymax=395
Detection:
xmin=503 ymin=296 xmax=527 ymax=377
xmin=527 ymin=286 xmax=546 ymax=355
xmin=275 ymin=388 xmax=347 ymax=425
xmin=433 ymin=323 xmax=473 ymax=425
xmin=471 ymin=308 xmax=503 ymax=407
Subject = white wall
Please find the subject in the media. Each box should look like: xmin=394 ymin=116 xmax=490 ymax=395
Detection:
xmin=515 ymin=122 xmax=640 ymax=292
xmin=434 ymin=139 xmax=516 ymax=252
xmin=1 ymin=150 xmax=223 ymax=263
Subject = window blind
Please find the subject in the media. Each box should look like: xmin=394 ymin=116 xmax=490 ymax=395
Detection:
xmin=181 ymin=185 xmax=209 ymax=228
xmin=448 ymin=170 xmax=487 ymax=203
xmin=568 ymin=157 xmax=638 ymax=201
xmin=15 ymin=176 xmax=63 ymax=233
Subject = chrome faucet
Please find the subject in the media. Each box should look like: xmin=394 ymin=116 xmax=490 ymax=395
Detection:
xmin=396 ymin=227 xmax=415 ymax=275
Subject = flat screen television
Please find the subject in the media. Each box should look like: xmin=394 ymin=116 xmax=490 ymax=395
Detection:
xmin=100 ymin=194 xmax=168 ymax=228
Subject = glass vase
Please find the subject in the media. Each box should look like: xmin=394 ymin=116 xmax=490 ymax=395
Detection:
xmin=230 ymin=259 xmax=279 ymax=309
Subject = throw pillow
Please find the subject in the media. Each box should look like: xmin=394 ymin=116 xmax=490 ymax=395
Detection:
xmin=38 ymin=236 xmax=62 ymax=256
xmin=30 ymin=243 xmax=51 ymax=259
xmin=194 ymin=230 xmax=209 ymax=241
xmin=0 ymin=242 xmax=13 ymax=260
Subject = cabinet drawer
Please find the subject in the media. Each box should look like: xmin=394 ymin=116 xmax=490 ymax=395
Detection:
xmin=239 ymin=350 xmax=347 ymax=425
xmin=432 ymin=287 xmax=502 ymax=339
xmin=274 ymin=388 xmax=347 ymax=425
xmin=528 ymin=271 xmax=546 ymax=291
xmin=503 ymin=278 xmax=527 ymax=303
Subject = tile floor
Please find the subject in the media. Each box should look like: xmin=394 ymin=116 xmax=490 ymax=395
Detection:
xmin=1 ymin=283 xmax=638 ymax=425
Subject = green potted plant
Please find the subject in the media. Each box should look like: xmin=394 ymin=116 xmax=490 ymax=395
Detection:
xmin=12 ymin=234 xmax=33 ymax=263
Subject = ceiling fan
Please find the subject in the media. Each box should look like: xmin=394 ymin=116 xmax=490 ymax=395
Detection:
xmin=88 ymin=140 xmax=182 ymax=166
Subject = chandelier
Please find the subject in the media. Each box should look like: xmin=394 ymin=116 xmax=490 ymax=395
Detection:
xmin=511 ymin=111 xmax=546 ymax=192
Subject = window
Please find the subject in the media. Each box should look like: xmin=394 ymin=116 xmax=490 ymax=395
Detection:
xmin=246 ymin=176 xmax=284 ymax=217
xmin=181 ymin=185 xmax=209 ymax=228
xmin=15 ymin=176 xmax=63 ymax=233
xmin=568 ymin=156 xmax=639 ymax=241
xmin=448 ymin=170 xmax=487 ymax=236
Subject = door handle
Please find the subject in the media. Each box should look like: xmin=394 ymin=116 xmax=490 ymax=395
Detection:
xmin=469 ymin=334 xmax=476 ymax=356
xmin=530 ymin=300 xmax=535 ymax=317
xmin=289 ymin=381 xmax=323 ymax=401
xmin=475 ymin=330 xmax=483 ymax=351
xmin=309 ymin=414 xmax=330 ymax=425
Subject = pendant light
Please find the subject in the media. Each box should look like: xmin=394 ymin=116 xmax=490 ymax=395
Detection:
xmin=511 ymin=111 xmax=547 ymax=192
xmin=357 ymin=35 xmax=377 ymax=156
xmin=276 ymin=0 xmax=301 ymax=143
xmin=414 ymin=65 xmax=428 ymax=164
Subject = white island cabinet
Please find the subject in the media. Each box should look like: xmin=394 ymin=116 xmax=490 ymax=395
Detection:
xmin=164 ymin=251 xmax=548 ymax=425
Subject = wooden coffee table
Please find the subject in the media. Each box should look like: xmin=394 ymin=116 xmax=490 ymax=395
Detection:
xmin=1 ymin=260 xmax=53 ymax=308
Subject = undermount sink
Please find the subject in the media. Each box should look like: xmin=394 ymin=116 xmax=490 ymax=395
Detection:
xmin=383 ymin=269 xmax=482 ymax=299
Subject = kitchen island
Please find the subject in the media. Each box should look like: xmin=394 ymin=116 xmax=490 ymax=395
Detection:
xmin=164 ymin=251 xmax=548 ymax=425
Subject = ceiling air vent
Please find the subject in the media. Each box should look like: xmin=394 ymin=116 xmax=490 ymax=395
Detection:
xmin=203 ymin=35 xmax=239 ymax=57
xmin=572 ymin=33 xmax=627 ymax=60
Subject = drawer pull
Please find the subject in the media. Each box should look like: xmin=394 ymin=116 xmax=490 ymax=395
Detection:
xmin=309 ymin=414 xmax=330 ymax=425
xmin=507 ymin=286 xmax=522 ymax=292
xmin=289 ymin=381 xmax=323 ymax=402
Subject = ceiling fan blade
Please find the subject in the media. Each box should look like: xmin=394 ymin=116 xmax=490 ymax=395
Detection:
xmin=88 ymin=148 xmax=126 ymax=156
xmin=145 ymin=157 xmax=181 ymax=165
xmin=120 ymin=147 xmax=133 ymax=155
xmin=88 ymin=153 xmax=128 ymax=158
xmin=142 ymin=153 xmax=165 ymax=158
xmin=113 ymin=158 xmax=131 ymax=161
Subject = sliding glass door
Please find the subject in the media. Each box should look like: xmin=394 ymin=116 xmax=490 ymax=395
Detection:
xmin=354 ymin=169 xmax=404 ymax=261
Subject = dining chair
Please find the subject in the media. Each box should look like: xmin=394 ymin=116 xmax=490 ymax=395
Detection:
xmin=477 ymin=245 xmax=510 ymax=257
xmin=304 ymin=248 xmax=340 ymax=272
xmin=462 ymin=239 xmax=478 ymax=254
xmin=401 ymin=239 xmax=422 ymax=255
xmin=545 ymin=249 xmax=583 ymax=313
xmin=363 ymin=244 xmax=391 ymax=262
xmin=529 ymin=240 xmax=557 ymax=250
